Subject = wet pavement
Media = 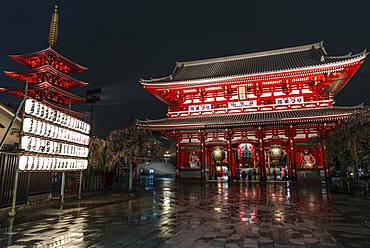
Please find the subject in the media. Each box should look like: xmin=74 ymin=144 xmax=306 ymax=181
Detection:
xmin=1 ymin=177 xmax=370 ymax=247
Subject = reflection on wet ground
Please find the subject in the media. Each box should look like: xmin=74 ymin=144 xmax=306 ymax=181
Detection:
xmin=1 ymin=176 xmax=370 ymax=247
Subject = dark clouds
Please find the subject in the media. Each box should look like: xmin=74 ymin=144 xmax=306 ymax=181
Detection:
xmin=0 ymin=0 xmax=369 ymax=136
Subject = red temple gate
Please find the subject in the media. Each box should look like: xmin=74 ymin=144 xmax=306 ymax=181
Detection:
xmin=137 ymin=42 xmax=367 ymax=182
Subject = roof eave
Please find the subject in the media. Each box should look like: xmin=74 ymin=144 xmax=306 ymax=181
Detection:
xmin=9 ymin=47 xmax=88 ymax=72
xmin=4 ymin=65 xmax=89 ymax=88
xmin=141 ymin=54 xmax=367 ymax=87
xmin=177 ymin=41 xmax=324 ymax=67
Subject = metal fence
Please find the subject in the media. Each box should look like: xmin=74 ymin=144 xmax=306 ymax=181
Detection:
xmin=1 ymin=151 xmax=132 ymax=208
xmin=50 ymin=169 xmax=112 ymax=198
xmin=0 ymin=152 xmax=26 ymax=207
xmin=0 ymin=152 xmax=52 ymax=208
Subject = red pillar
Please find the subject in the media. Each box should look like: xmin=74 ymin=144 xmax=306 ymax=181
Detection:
xmin=231 ymin=145 xmax=236 ymax=178
xmin=287 ymin=138 xmax=294 ymax=179
xmin=257 ymin=128 xmax=267 ymax=181
xmin=200 ymin=132 xmax=206 ymax=180
xmin=258 ymin=139 xmax=266 ymax=181
xmin=227 ymin=140 xmax=236 ymax=178
xmin=207 ymin=148 xmax=212 ymax=179
xmin=290 ymin=139 xmax=297 ymax=180
xmin=286 ymin=126 xmax=297 ymax=180
xmin=321 ymin=141 xmax=328 ymax=180
xmin=176 ymin=137 xmax=181 ymax=179
xmin=225 ymin=130 xmax=235 ymax=179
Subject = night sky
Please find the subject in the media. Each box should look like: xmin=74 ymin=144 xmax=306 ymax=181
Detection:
xmin=0 ymin=1 xmax=369 ymax=136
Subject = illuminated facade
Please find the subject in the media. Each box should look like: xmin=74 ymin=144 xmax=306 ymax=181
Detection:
xmin=138 ymin=42 xmax=367 ymax=181
xmin=2 ymin=47 xmax=88 ymax=119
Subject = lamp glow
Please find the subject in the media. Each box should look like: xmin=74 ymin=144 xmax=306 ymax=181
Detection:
xmin=23 ymin=118 xmax=90 ymax=145
xmin=19 ymin=156 xmax=88 ymax=171
xmin=25 ymin=99 xmax=90 ymax=134
xmin=21 ymin=136 xmax=88 ymax=157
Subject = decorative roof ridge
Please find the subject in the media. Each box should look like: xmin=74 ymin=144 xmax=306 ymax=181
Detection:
xmin=9 ymin=47 xmax=50 ymax=59
xmin=141 ymin=51 xmax=366 ymax=85
xmin=4 ymin=64 xmax=89 ymax=87
xmin=324 ymin=50 xmax=368 ymax=60
xmin=139 ymin=75 xmax=172 ymax=84
xmin=9 ymin=47 xmax=88 ymax=72
xmin=177 ymin=41 xmax=324 ymax=67
xmin=137 ymin=105 xmax=362 ymax=123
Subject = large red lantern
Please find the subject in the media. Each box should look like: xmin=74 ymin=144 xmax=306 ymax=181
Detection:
xmin=238 ymin=143 xmax=254 ymax=161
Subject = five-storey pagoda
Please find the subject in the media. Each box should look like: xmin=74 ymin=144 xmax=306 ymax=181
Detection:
xmin=1 ymin=5 xmax=88 ymax=119
xmin=138 ymin=42 xmax=367 ymax=181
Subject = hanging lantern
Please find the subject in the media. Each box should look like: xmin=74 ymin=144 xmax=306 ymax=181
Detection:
xmin=23 ymin=118 xmax=89 ymax=146
xmin=212 ymin=146 xmax=226 ymax=164
xmin=237 ymin=143 xmax=254 ymax=161
xmin=268 ymin=144 xmax=286 ymax=165
xmin=24 ymin=99 xmax=90 ymax=134
xmin=19 ymin=155 xmax=88 ymax=171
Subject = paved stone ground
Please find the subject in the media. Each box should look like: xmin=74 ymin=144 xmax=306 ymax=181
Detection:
xmin=0 ymin=178 xmax=369 ymax=247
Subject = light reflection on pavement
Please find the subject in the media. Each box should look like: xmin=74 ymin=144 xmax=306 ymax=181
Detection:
xmin=1 ymin=177 xmax=370 ymax=247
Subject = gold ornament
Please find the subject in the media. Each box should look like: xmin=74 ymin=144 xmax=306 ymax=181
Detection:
xmin=212 ymin=146 xmax=226 ymax=164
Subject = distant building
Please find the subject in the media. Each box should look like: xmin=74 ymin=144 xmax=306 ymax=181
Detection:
xmin=139 ymin=162 xmax=176 ymax=176
xmin=0 ymin=102 xmax=20 ymax=150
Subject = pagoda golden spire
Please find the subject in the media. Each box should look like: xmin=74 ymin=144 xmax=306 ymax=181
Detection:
xmin=48 ymin=4 xmax=59 ymax=48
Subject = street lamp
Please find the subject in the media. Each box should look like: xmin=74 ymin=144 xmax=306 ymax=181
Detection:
xmin=164 ymin=151 xmax=171 ymax=163
xmin=86 ymin=87 xmax=102 ymax=136
xmin=84 ymin=88 xmax=102 ymax=195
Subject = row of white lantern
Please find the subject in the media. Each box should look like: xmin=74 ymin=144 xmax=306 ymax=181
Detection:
xmin=23 ymin=118 xmax=90 ymax=145
xmin=19 ymin=156 xmax=88 ymax=171
xmin=21 ymin=136 xmax=89 ymax=158
xmin=25 ymin=99 xmax=90 ymax=134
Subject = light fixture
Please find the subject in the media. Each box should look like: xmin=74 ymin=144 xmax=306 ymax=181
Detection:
xmin=19 ymin=156 xmax=88 ymax=171
xmin=25 ymin=99 xmax=90 ymax=134
xmin=23 ymin=118 xmax=90 ymax=145
xmin=21 ymin=136 xmax=89 ymax=157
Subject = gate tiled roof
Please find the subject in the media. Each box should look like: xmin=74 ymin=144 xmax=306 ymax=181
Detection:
xmin=137 ymin=106 xmax=361 ymax=130
xmin=141 ymin=42 xmax=367 ymax=84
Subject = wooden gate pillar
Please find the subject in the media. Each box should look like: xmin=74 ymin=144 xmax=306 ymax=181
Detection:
xmin=321 ymin=141 xmax=328 ymax=181
xmin=225 ymin=129 xmax=235 ymax=179
xmin=285 ymin=126 xmax=297 ymax=180
xmin=174 ymin=133 xmax=182 ymax=179
xmin=256 ymin=128 xmax=267 ymax=181
xmin=199 ymin=131 xmax=206 ymax=180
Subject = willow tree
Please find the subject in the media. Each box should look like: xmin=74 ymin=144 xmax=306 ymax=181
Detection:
xmin=89 ymin=123 xmax=170 ymax=172
xmin=88 ymin=137 xmax=108 ymax=173
xmin=323 ymin=107 xmax=370 ymax=175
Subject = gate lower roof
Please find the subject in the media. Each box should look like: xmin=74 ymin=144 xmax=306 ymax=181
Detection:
xmin=137 ymin=106 xmax=362 ymax=131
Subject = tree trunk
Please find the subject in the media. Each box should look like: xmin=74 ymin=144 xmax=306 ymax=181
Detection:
xmin=350 ymin=139 xmax=359 ymax=181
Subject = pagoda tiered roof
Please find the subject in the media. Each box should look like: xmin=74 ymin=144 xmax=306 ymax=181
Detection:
xmin=4 ymin=65 xmax=88 ymax=89
xmin=9 ymin=47 xmax=87 ymax=74
xmin=137 ymin=106 xmax=362 ymax=130
xmin=141 ymin=42 xmax=367 ymax=85
xmin=0 ymin=82 xmax=86 ymax=104
xmin=43 ymin=101 xmax=85 ymax=119
xmin=0 ymin=5 xmax=90 ymax=121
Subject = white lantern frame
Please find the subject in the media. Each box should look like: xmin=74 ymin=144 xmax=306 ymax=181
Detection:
xmin=25 ymin=99 xmax=90 ymax=134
